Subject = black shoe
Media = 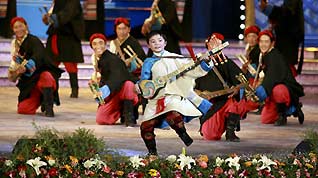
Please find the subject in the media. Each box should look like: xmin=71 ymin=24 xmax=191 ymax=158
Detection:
xmin=40 ymin=104 xmax=45 ymax=112
xmin=274 ymin=116 xmax=287 ymax=126
xmin=293 ymin=103 xmax=304 ymax=124
xmin=70 ymin=88 xmax=78 ymax=98
xmin=225 ymin=131 xmax=240 ymax=142
xmin=179 ymin=132 xmax=193 ymax=146
xmin=45 ymin=109 xmax=54 ymax=117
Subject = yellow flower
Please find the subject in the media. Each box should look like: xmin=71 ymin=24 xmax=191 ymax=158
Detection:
xmin=16 ymin=154 xmax=25 ymax=161
xmin=45 ymin=155 xmax=54 ymax=161
xmin=244 ymin=161 xmax=252 ymax=167
xmin=175 ymin=163 xmax=181 ymax=169
xmin=309 ymin=153 xmax=316 ymax=158
xmin=69 ymin=156 xmax=78 ymax=164
xmin=305 ymin=163 xmax=314 ymax=169
xmin=64 ymin=164 xmax=73 ymax=173
xmin=116 ymin=170 xmax=124 ymax=176
xmin=148 ymin=169 xmax=158 ymax=176
xmin=198 ymin=155 xmax=209 ymax=163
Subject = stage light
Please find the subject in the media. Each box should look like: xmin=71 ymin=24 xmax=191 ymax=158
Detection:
xmin=240 ymin=0 xmax=245 ymax=1
xmin=238 ymin=34 xmax=244 ymax=40
xmin=240 ymin=24 xmax=245 ymax=29
xmin=240 ymin=5 xmax=246 ymax=10
xmin=240 ymin=15 xmax=246 ymax=20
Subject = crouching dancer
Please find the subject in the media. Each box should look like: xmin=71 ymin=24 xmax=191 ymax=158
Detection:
xmin=135 ymin=31 xmax=213 ymax=155
xmin=8 ymin=17 xmax=63 ymax=117
xmin=89 ymin=33 xmax=139 ymax=127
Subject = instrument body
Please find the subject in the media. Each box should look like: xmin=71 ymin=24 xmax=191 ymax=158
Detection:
xmin=88 ymin=81 xmax=105 ymax=105
xmin=139 ymin=42 xmax=229 ymax=99
xmin=236 ymin=54 xmax=257 ymax=75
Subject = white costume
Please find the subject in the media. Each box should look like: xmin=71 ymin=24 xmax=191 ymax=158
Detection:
xmin=142 ymin=50 xmax=212 ymax=121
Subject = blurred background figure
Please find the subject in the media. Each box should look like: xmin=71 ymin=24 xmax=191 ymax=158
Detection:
xmin=260 ymin=0 xmax=304 ymax=76
xmin=141 ymin=0 xmax=192 ymax=55
xmin=0 ymin=0 xmax=16 ymax=38
xmin=42 ymin=0 xmax=85 ymax=98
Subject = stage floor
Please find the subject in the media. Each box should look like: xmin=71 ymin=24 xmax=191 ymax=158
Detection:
xmin=0 ymin=87 xmax=317 ymax=157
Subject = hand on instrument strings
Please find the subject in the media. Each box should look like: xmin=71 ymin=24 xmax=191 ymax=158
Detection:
xmin=241 ymin=62 xmax=249 ymax=74
xmin=228 ymin=85 xmax=240 ymax=98
xmin=134 ymin=83 xmax=141 ymax=94
xmin=15 ymin=65 xmax=26 ymax=75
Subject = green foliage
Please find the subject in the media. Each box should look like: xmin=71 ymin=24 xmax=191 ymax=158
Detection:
xmin=11 ymin=126 xmax=108 ymax=163
xmin=303 ymin=129 xmax=318 ymax=153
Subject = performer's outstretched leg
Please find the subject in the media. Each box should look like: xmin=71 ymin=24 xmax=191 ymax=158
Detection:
xmin=140 ymin=119 xmax=160 ymax=155
xmin=166 ymin=111 xmax=193 ymax=146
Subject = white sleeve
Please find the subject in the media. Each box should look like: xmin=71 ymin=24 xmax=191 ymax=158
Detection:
xmin=109 ymin=40 xmax=116 ymax=54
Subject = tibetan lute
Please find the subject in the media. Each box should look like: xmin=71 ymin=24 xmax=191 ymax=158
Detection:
xmin=138 ymin=42 xmax=229 ymax=99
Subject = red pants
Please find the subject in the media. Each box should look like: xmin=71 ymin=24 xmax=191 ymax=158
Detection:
xmin=261 ymin=84 xmax=291 ymax=124
xmin=17 ymin=71 xmax=56 ymax=114
xmin=201 ymin=98 xmax=258 ymax=140
xmin=55 ymin=61 xmax=78 ymax=73
xmin=96 ymin=81 xmax=138 ymax=125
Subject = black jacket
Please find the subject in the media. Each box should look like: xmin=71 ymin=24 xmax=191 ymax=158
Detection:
xmin=46 ymin=0 xmax=85 ymax=63
xmin=98 ymin=50 xmax=134 ymax=93
xmin=17 ymin=34 xmax=63 ymax=104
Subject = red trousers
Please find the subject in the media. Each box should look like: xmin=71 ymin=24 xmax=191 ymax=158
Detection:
xmin=17 ymin=71 xmax=56 ymax=114
xmin=201 ymin=98 xmax=258 ymax=140
xmin=96 ymin=81 xmax=138 ymax=125
xmin=55 ymin=61 xmax=78 ymax=73
xmin=261 ymin=84 xmax=291 ymax=124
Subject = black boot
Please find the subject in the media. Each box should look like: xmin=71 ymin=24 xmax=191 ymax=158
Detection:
xmin=69 ymin=73 xmax=79 ymax=98
xmin=175 ymin=126 xmax=193 ymax=146
xmin=143 ymin=137 xmax=158 ymax=156
xmin=274 ymin=103 xmax=287 ymax=126
xmin=225 ymin=113 xmax=240 ymax=142
xmin=293 ymin=102 xmax=304 ymax=124
xmin=122 ymin=100 xmax=136 ymax=127
xmin=42 ymin=87 xmax=54 ymax=117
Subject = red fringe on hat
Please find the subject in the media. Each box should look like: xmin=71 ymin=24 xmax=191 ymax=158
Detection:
xmin=89 ymin=33 xmax=107 ymax=47
xmin=114 ymin=17 xmax=130 ymax=27
xmin=212 ymin=33 xmax=224 ymax=41
xmin=244 ymin=25 xmax=261 ymax=36
xmin=10 ymin=17 xmax=27 ymax=29
xmin=258 ymin=30 xmax=275 ymax=41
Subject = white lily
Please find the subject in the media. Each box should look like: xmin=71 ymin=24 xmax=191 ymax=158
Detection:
xmin=48 ymin=159 xmax=56 ymax=166
xmin=225 ymin=156 xmax=241 ymax=171
xmin=215 ymin=157 xmax=224 ymax=167
xmin=257 ymin=155 xmax=277 ymax=172
xmin=252 ymin=158 xmax=258 ymax=165
xmin=129 ymin=155 xmax=145 ymax=169
xmin=166 ymin=155 xmax=177 ymax=163
xmin=4 ymin=160 xmax=13 ymax=167
xmin=83 ymin=159 xmax=94 ymax=169
xmin=177 ymin=154 xmax=196 ymax=170
xmin=83 ymin=156 xmax=106 ymax=170
xmin=26 ymin=157 xmax=47 ymax=175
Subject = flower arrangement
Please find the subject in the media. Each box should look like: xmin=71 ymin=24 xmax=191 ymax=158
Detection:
xmin=0 ymin=128 xmax=318 ymax=177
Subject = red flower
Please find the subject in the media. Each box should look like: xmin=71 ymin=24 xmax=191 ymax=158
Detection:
xmin=214 ymin=167 xmax=223 ymax=175
xmin=18 ymin=165 xmax=27 ymax=172
xmin=48 ymin=167 xmax=58 ymax=177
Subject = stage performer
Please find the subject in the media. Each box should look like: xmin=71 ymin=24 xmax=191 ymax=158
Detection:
xmin=42 ymin=0 xmax=85 ymax=98
xmin=89 ymin=33 xmax=139 ymax=127
xmin=196 ymin=33 xmax=259 ymax=142
xmin=135 ymin=30 xmax=213 ymax=155
xmin=253 ymin=30 xmax=305 ymax=126
xmin=8 ymin=17 xmax=63 ymax=117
